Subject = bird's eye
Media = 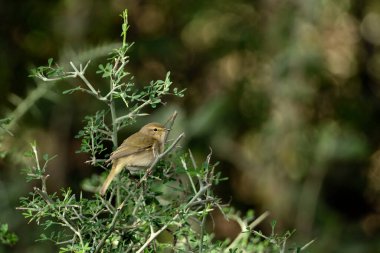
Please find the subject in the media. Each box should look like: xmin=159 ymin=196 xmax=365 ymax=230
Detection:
xmin=153 ymin=128 xmax=158 ymax=132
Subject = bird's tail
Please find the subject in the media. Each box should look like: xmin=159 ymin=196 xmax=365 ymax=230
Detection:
xmin=99 ymin=161 xmax=121 ymax=195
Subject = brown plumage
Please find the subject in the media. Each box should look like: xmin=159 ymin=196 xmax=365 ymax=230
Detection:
xmin=99 ymin=122 xmax=168 ymax=195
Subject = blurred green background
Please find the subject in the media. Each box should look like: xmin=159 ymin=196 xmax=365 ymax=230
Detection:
xmin=1 ymin=0 xmax=380 ymax=252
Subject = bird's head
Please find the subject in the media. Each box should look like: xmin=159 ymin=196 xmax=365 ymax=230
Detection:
xmin=140 ymin=122 xmax=169 ymax=141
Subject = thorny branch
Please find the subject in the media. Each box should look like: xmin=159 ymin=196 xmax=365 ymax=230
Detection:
xmin=137 ymin=132 xmax=185 ymax=187
xmin=224 ymin=211 xmax=270 ymax=253
xmin=135 ymin=183 xmax=212 ymax=253
xmin=34 ymin=188 xmax=85 ymax=249
xmin=95 ymin=130 xmax=184 ymax=253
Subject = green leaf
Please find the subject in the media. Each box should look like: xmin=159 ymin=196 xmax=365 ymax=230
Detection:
xmin=0 ymin=223 xmax=18 ymax=246
xmin=24 ymin=150 xmax=33 ymax=158
xmin=48 ymin=58 xmax=53 ymax=67
xmin=43 ymin=153 xmax=49 ymax=161
xmin=62 ymin=86 xmax=81 ymax=95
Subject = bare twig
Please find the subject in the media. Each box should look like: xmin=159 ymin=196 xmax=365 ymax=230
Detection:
xmin=164 ymin=111 xmax=178 ymax=143
xmin=99 ymin=196 xmax=116 ymax=214
xmin=93 ymin=201 xmax=126 ymax=253
xmin=181 ymin=157 xmax=197 ymax=194
xmin=300 ymin=239 xmax=315 ymax=251
xmin=136 ymin=183 xmax=212 ymax=253
xmin=224 ymin=211 xmax=270 ymax=252
xmin=199 ymin=204 xmax=207 ymax=253
xmin=115 ymin=100 xmax=151 ymax=124
xmin=69 ymin=61 xmax=100 ymax=97
xmin=188 ymin=149 xmax=198 ymax=169
xmin=137 ymin=133 xmax=185 ymax=187
xmin=136 ymin=220 xmax=174 ymax=253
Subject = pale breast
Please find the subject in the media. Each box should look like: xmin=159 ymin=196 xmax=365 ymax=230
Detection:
xmin=116 ymin=149 xmax=155 ymax=172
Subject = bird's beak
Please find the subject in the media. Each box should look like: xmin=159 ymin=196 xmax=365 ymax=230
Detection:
xmin=164 ymin=128 xmax=170 ymax=132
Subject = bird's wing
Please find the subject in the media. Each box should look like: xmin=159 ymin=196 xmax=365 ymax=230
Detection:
xmin=106 ymin=134 xmax=155 ymax=162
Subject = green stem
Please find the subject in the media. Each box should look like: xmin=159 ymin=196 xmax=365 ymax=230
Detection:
xmin=109 ymin=89 xmax=120 ymax=206
xmin=109 ymin=100 xmax=118 ymax=148
xmin=121 ymin=10 xmax=129 ymax=48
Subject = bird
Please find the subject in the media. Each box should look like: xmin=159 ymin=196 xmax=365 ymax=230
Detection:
xmin=99 ymin=122 xmax=168 ymax=195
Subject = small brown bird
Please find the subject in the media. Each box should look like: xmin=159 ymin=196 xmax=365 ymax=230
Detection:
xmin=99 ymin=122 xmax=168 ymax=195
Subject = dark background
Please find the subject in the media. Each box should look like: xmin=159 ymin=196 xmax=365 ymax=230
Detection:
xmin=1 ymin=0 xmax=380 ymax=252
